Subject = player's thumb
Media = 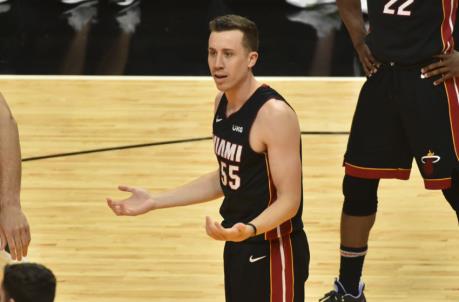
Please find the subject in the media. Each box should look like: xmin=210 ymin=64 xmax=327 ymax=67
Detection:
xmin=235 ymin=223 xmax=246 ymax=233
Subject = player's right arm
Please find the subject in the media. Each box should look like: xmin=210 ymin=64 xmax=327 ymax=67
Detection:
xmin=106 ymin=169 xmax=223 ymax=216
xmin=107 ymin=93 xmax=225 ymax=216
xmin=337 ymin=0 xmax=379 ymax=76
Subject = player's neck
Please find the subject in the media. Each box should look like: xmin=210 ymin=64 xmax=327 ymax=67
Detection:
xmin=225 ymin=74 xmax=261 ymax=115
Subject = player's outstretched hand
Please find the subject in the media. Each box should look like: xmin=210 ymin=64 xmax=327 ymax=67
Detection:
xmin=421 ymin=51 xmax=459 ymax=85
xmin=106 ymin=185 xmax=155 ymax=216
xmin=205 ymin=216 xmax=253 ymax=242
xmin=0 ymin=206 xmax=30 ymax=261
xmin=354 ymin=40 xmax=380 ymax=77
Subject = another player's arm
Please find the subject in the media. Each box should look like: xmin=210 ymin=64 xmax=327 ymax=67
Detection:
xmin=337 ymin=0 xmax=379 ymax=76
xmin=206 ymin=100 xmax=302 ymax=242
xmin=0 ymin=93 xmax=30 ymax=261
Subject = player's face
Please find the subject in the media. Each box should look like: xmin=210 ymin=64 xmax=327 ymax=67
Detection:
xmin=208 ymin=30 xmax=258 ymax=92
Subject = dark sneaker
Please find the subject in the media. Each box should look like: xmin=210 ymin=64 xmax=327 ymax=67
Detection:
xmin=319 ymin=278 xmax=366 ymax=302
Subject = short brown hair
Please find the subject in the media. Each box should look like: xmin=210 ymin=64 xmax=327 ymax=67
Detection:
xmin=209 ymin=15 xmax=259 ymax=52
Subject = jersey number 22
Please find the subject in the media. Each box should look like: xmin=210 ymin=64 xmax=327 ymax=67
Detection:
xmin=383 ymin=0 xmax=414 ymax=16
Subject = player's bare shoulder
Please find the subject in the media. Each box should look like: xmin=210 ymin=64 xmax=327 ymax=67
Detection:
xmin=256 ymin=98 xmax=300 ymax=131
xmin=251 ymin=98 xmax=300 ymax=152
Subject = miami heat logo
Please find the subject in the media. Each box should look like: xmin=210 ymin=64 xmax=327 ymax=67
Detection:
xmin=421 ymin=150 xmax=441 ymax=176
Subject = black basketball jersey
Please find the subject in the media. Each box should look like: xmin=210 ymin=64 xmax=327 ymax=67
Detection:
xmin=366 ymin=0 xmax=457 ymax=64
xmin=212 ymin=85 xmax=304 ymax=242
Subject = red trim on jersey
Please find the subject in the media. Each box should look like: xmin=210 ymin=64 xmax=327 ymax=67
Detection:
xmin=284 ymin=236 xmax=294 ymax=302
xmin=344 ymin=162 xmax=411 ymax=180
xmin=440 ymin=0 xmax=457 ymax=53
xmin=424 ymin=178 xmax=452 ymax=190
xmin=444 ymin=78 xmax=459 ymax=160
xmin=270 ymin=236 xmax=294 ymax=302
xmin=264 ymin=155 xmax=293 ymax=240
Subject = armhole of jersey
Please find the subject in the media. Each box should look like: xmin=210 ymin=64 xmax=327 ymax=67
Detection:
xmin=248 ymin=98 xmax=285 ymax=156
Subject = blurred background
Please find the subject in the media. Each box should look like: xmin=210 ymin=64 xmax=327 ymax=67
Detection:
xmin=0 ymin=0 xmax=374 ymax=76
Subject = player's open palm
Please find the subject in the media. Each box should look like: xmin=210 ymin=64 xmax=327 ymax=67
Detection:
xmin=106 ymin=185 xmax=155 ymax=216
xmin=205 ymin=216 xmax=253 ymax=242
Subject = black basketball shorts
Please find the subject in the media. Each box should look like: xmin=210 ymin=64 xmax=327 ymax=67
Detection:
xmin=223 ymin=229 xmax=309 ymax=302
xmin=344 ymin=62 xmax=459 ymax=189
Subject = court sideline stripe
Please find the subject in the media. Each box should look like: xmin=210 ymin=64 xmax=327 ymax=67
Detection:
xmin=21 ymin=131 xmax=349 ymax=162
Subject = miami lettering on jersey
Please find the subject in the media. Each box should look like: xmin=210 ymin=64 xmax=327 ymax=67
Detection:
xmin=213 ymin=135 xmax=243 ymax=163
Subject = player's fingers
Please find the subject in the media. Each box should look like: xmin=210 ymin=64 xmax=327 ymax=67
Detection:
xmin=362 ymin=47 xmax=380 ymax=73
xmin=421 ymin=61 xmax=445 ymax=74
xmin=118 ymin=185 xmax=135 ymax=193
xmin=205 ymin=217 xmax=212 ymax=236
xmin=360 ymin=56 xmax=373 ymax=77
xmin=213 ymin=221 xmax=228 ymax=240
xmin=423 ymin=66 xmax=449 ymax=79
xmin=205 ymin=217 xmax=220 ymax=240
xmin=114 ymin=204 xmax=126 ymax=216
xmin=209 ymin=220 xmax=224 ymax=240
xmin=106 ymin=198 xmax=117 ymax=211
xmin=107 ymin=198 xmax=124 ymax=210
xmin=207 ymin=217 xmax=225 ymax=240
xmin=362 ymin=54 xmax=380 ymax=76
xmin=365 ymin=51 xmax=379 ymax=68
xmin=0 ymin=229 xmax=6 ymax=250
xmin=434 ymin=73 xmax=453 ymax=86
xmin=434 ymin=53 xmax=449 ymax=60
xmin=13 ymin=230 xmax=23 ymax=261
xmin=21 ymin=227 xmax=31 ymax=257
xmin=6 ymin=234 xmax=17 ymax=261
xmin=107 ymin=200 xmax=124 ymax=216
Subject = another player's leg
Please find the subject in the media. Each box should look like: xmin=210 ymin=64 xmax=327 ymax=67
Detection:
xmin=320 ymin=175 xmax=378 ymax=302
xmin=320 ymin=64 xmax=409 ymax=301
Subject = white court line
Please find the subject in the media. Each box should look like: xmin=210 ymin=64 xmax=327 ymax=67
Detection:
xmin=0 ymin=75 xmax=365 ymax=81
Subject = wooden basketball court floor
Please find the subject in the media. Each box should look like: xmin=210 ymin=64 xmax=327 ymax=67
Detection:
xmin=0 ymin=76 xmax=458 ymax=301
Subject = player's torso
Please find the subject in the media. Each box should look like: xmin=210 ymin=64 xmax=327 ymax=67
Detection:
xmin=212 ymin=85 xmax=303 ymax=240
xmin=213 ymin=85 xmax=276 ymax=227
xmin=366 ymin=0 xmax=457 ymax=63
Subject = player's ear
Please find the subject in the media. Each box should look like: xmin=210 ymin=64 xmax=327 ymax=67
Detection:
xmin=248 ymin=51 xmax=258 ymax=68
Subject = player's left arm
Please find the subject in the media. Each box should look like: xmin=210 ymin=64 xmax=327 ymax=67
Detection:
xmin=0 ymin=93 xmax=30 ymax=261
xmin=421 ymin=50 xmax=459 ymax=85
xmin=206 ymin=99 xmax=302 ymax=242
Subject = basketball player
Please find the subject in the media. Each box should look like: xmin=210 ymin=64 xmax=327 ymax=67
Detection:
xmin=320 ymin=0 xmax=459 ymax=301
xmin=107 ymin=14 xmax=309 ymax=302
xmin=1 ymin=263 xmax=56 ymax=302
xmin=0 ymin=93 xmax=30 ymax=262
